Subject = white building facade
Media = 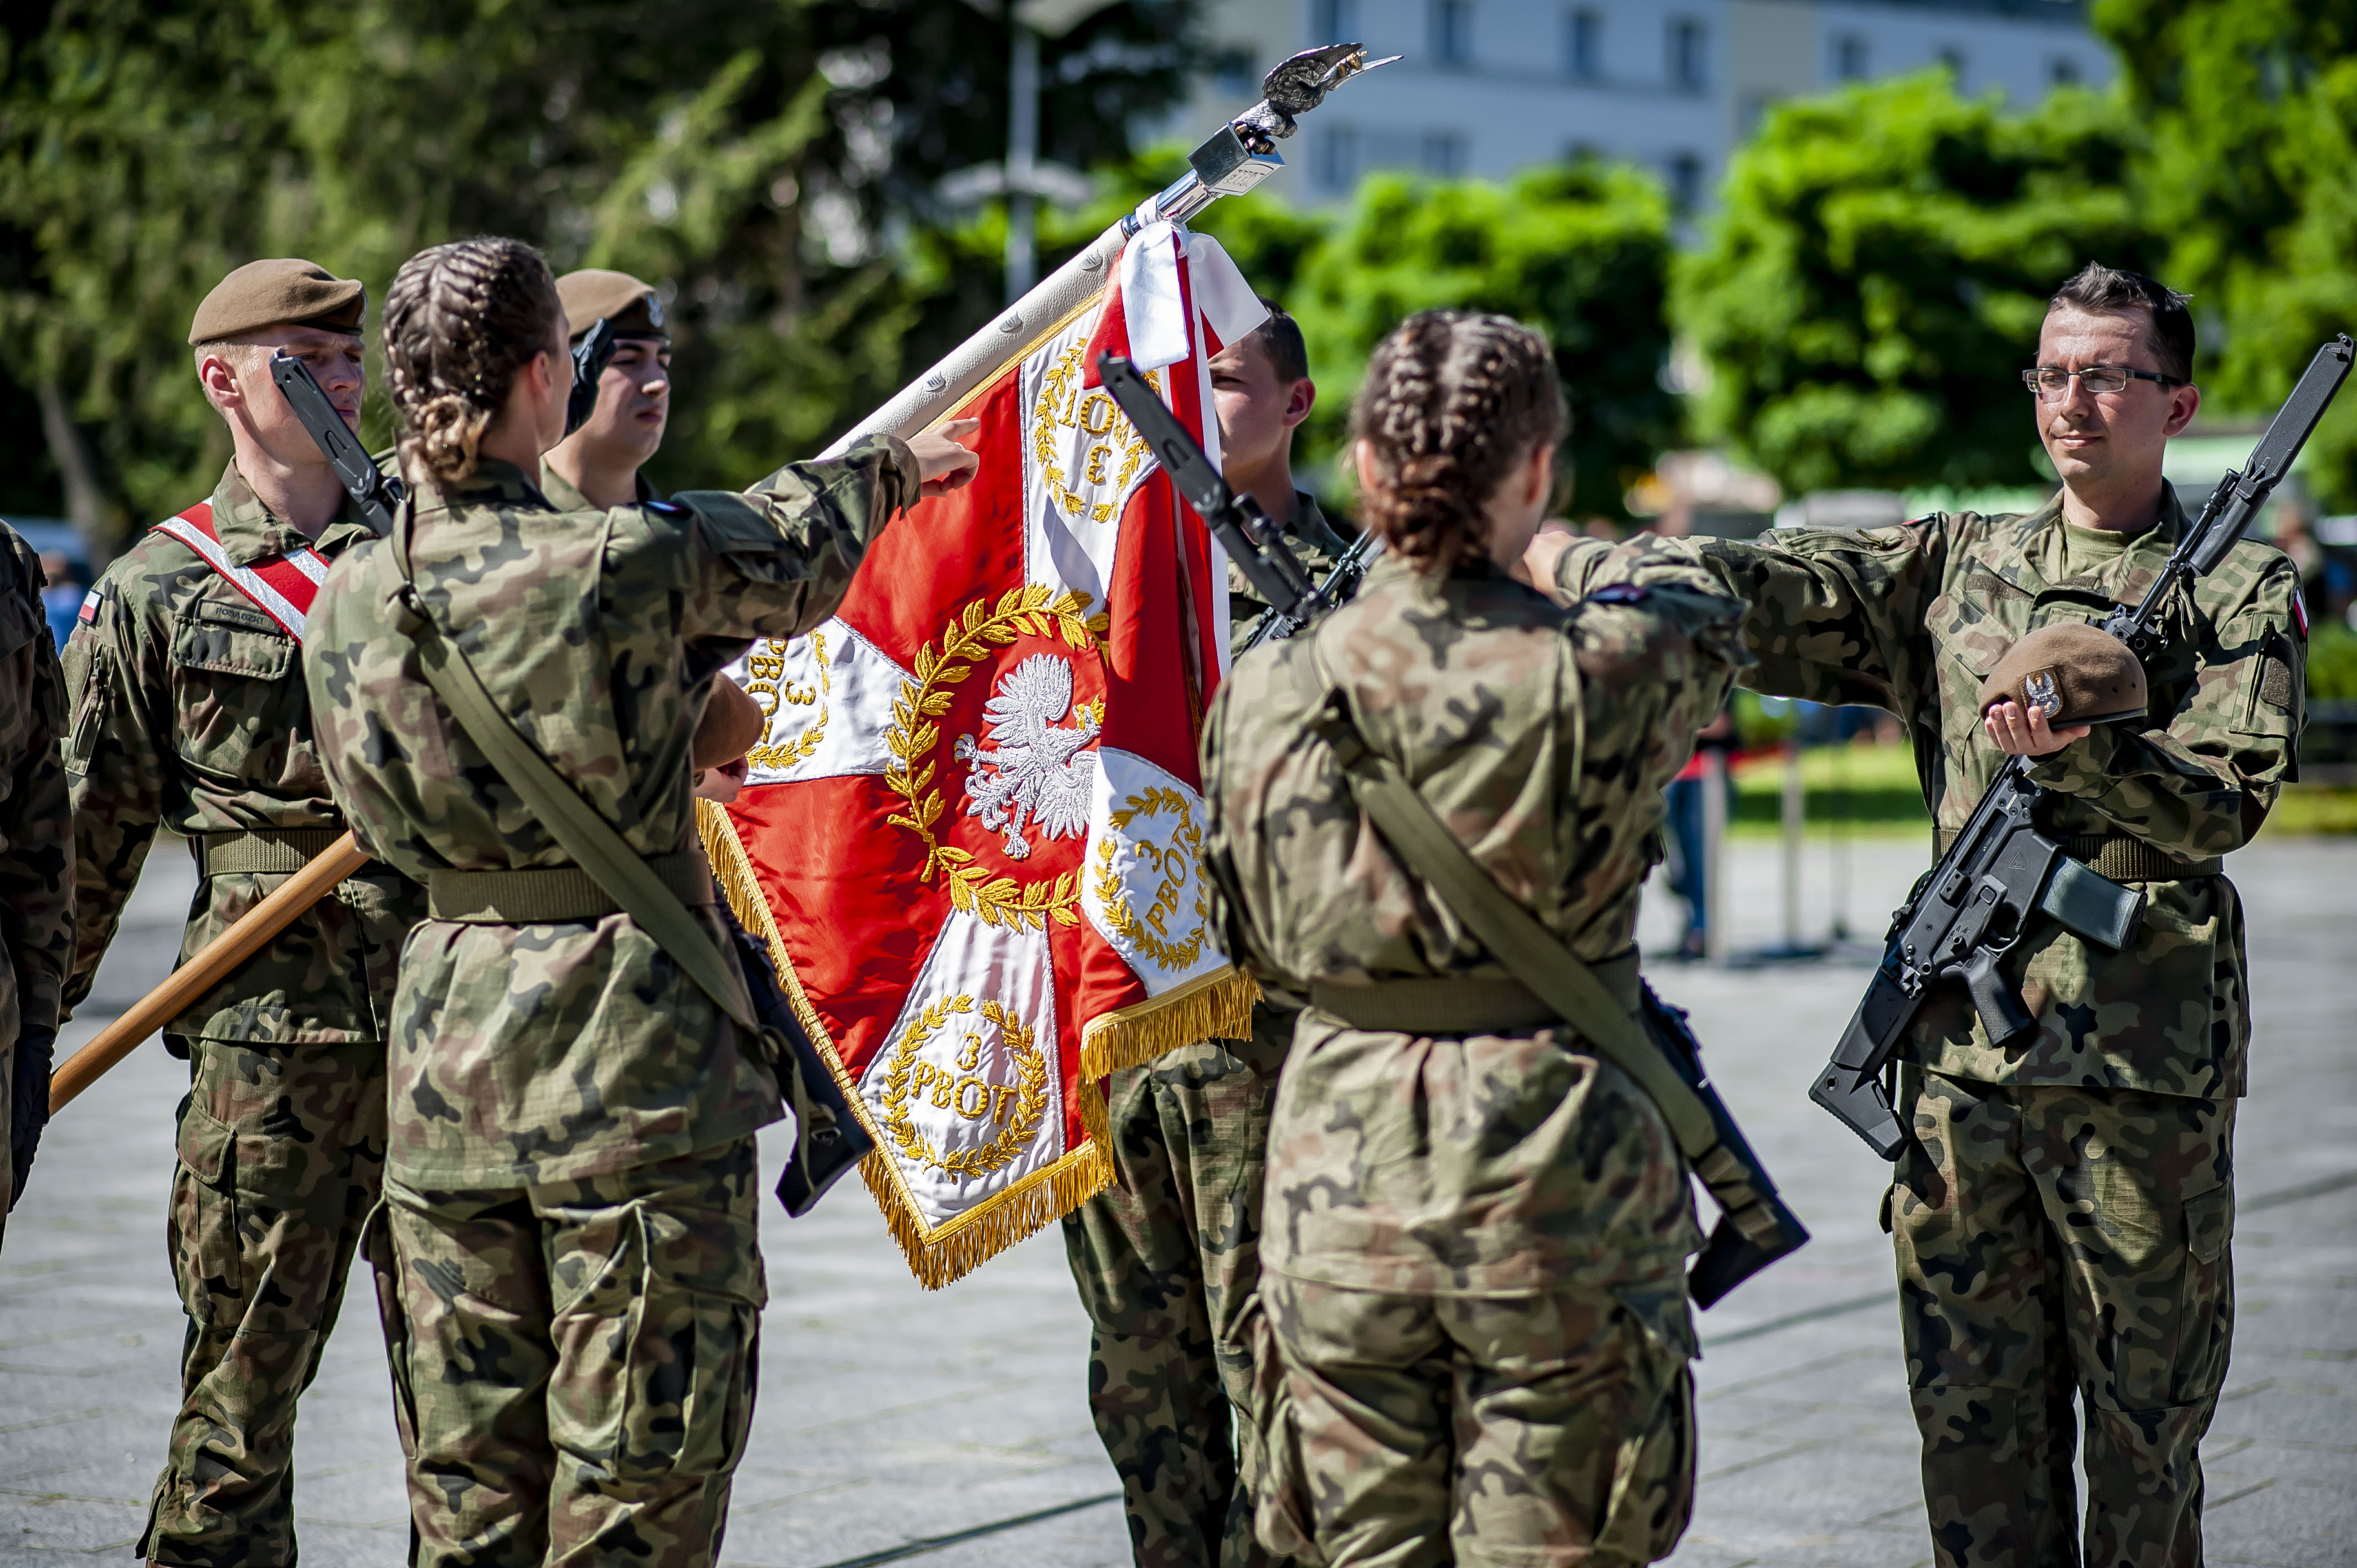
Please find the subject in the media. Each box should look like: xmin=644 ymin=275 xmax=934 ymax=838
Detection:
xmin=1169 ymin=0 xmax=2112 ymax=209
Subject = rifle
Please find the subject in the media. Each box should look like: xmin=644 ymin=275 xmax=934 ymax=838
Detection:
xmin=1243 ymin=529 xmax=1385 ymax=651
xmin=271 ymin=352 xmax=400 ymax=532
xmin=1096 ymin=352 xmax=1334 ymax=626
xmin=566 ymin=316 xmax=618 ymax=439
xmin=1812 ymin=334 xmax=2355 ymax=1159
xmin=272 ymin=316 xmax=618 ymax=531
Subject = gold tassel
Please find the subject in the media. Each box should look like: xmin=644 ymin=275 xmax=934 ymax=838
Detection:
xmin=699 ymin=800 xmax=1124 ymax=1290
xmin=1078 ymin=966 xmax=1260 ymax=1079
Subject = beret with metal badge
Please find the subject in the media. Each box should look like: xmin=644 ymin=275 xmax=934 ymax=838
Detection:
xmin=1977 ymin=620 xmax=2147 ymax=727
xmin=692 ymin=675 xmax=767 ymax=772
xmin=188 ymin=258 xmax=365 ymax=345
xmin=556 ymin=269 xmax=667 ymax=343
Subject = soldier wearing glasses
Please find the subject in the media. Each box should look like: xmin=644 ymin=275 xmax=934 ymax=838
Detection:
xmin=1531 ymin=263 xmax=2303 ymax=1567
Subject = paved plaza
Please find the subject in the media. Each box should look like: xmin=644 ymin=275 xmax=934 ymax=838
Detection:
xmin=3 ymin=832 xmax=2352 ymax=1567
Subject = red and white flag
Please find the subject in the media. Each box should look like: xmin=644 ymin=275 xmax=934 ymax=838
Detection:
xmin=705 ymin=225 xmax=1268 ymax=1285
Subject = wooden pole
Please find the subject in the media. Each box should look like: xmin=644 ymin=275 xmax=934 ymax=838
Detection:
xmin=49 ymin=832 xmax=370 ymax=1113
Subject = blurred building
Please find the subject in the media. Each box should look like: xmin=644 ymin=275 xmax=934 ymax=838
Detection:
xmin=1167 ymin=0 xmax=2112 ymax=209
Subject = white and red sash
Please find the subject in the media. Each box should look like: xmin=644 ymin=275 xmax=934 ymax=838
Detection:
xmin=151 ymin=502 xmax=330 ymax=644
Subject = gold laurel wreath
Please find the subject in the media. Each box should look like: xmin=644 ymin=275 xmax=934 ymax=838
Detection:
xmin=747 ymin=630 xmax=830 ymax=772
xmin=1032 ymin=338 xmax=1154 ymax=525
xmin=882 ymin=586 xmax=1110 ymax=931
xmin=1090 ymin=786 xmax=1211 ymax=971
xmin=878 ymin=996 xmax=1051 ymax=1180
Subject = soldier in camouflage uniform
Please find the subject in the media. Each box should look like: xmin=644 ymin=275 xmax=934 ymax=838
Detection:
xmin=0 ymin=518 xmax=72 ymax=1250
xmin=302 ymin=236 xmax=977 ymax=1568
xmin=1537 ymin=264 xmax=2298 ymax=1567
xmin=1202 ymin=311 xmax=1745 ymax=1567
xmin=1061 ymin=302 xmax=1349 ymax=1568
xmin=58 ymin=259 xmax=424 ymax=1567
xmin=542 ymin=268 xmax=673 ymax=510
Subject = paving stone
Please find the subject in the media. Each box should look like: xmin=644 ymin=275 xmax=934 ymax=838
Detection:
xmin=3 ymin=838 xmax=2352 ymax=1567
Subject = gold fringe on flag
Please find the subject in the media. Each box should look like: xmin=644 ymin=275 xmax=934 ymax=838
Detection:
xmin=698 ymin=800 xmax=1117 ymax=1290
xmin=1078 ymin=965 xmax=1260 ymax=1079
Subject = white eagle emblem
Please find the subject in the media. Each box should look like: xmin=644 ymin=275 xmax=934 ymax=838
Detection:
xmin=953 ymin=653 xmax=1101 ymax=860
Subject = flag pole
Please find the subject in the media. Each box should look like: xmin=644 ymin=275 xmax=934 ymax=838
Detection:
xmin=819 ymin=42 xmax=1395 ymax=460
xmin=48 ymin=832 xmax=370 ymax=1113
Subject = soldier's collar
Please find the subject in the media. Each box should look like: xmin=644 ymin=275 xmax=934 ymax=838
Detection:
xmin=1989 ymin=483 xmax=2185 ymax=600
xmin=213 ymin=460 xmax=373 ymax=563
xmin=447 ymin=456 xmax=557 ymax=509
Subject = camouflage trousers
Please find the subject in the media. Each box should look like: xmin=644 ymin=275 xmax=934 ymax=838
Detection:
xmin=1059 ymin=1004 xmax=1290 ymax=1568
xmin=1254 ymin=1277 xmax=1695 ymax=1568
xmin=369 ymin=1137 xmax=765 ymax=1568
xmin=1890 ymin=1067 xmax=2236 ymax=1568
xmin=140 ymin=1036 xmax=386 ymax=1567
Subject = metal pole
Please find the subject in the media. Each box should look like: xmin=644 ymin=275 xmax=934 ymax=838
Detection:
xmin=1702 ymin=747 xmax=1728 ymax=965
xmin=1006 ymin=23 xmax=1041 ymax=302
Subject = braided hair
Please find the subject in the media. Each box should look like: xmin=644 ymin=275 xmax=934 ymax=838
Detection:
xmin=1350 ymin=310 xmax=1564 ymax=574
xmin=382 ymin=236 xmax=563 ymax=489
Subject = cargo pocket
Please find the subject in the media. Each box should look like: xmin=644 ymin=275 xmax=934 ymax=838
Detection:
xmin=360 ymin=1202 xmax=420 ymax=1459
xmin=1594 ymin=1343 xmax=1697 ymax=1564
xmin=2185 ymin=1183 xmax=2233 ymax=1266
xmin=1244 ymin=1308 xmax=1321 ymax=1564
xmin=568 ymin=1204 xmax=764 ymax=1485
xmin=171 ymin=1100 xmax=239 ymax=1317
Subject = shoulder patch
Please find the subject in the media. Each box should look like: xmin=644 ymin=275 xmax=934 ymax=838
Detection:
xmin=77 ymin=585 xmax=106 ymax=627
xmin=2293 ymin=589 xmax=2309 ymax=641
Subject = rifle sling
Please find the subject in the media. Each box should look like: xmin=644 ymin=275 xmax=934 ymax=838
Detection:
xmin=389 ymin=503 xmax=758 ymax=1036
xmin=1286 ymin=632 xmax=1722 ymax=1164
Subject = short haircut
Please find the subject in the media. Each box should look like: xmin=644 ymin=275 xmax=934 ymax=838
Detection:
xmin=2047 ymin=262 xmax=2195 ymax=383
xmin=1253 ymin=298 xmax=1309 ymax=385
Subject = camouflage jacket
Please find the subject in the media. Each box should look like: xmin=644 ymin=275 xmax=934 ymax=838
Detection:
xmin=1226 ymin=491 xmax=1352 ymax=659
xmin=0 ymin=523 xmax=72 ymax=1077
xmin=1202 ymin=543 xmax=1744 ymax=1298
xmin=61 ymin=463 xmax=423 ymax=1046
xmin=538 ymin=463 xmax=661 ymax=513
xmin=306 ymin=441 xmax=919 ymax=1188
xmin=1626 ymin=487 xmax=2302 ymax=1100
xmin=1205 ymin=543 xmax=1746 ymax=995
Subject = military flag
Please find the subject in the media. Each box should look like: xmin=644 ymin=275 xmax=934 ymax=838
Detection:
xmin=706 ymin=224 xmax=1268 ymax=1285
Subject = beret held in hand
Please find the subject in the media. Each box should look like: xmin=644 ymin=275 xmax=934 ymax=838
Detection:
xmin=1977 ymin=621 xmax=2147 ymax=726
xmin=693 ymin=675 xmax=766 ymax=771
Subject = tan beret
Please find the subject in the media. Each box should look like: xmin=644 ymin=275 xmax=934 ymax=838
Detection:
xmin=557 ymin=269 xmax=668 ymax=343
xmin=188 ymin=259 xmax=365 ymax=345
xmin=1977 ymin=621 xmax=2147 ymax=727
xmin=693 ymin=676 xmax=767 ymax=772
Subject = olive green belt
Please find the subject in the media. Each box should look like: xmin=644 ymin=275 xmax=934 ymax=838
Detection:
xmin=1309 ymin=950 xmax=1644 ymax=1036
xmin=427 ymin=851 xmax=713 ymax=924
xmin=1936 ymin=829 xmax=2221 ymax=883
xmin=192 ymin=827 xmax=347 ymax=876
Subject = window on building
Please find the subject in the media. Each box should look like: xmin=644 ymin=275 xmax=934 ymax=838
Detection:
xmin=2050 ymin=55 xmax=2081 ymax=86
xmin=1212 ymin=49 xmax=1255 ymax=97
xmin=1566 ymin=8 xmax=1602 ymax=80
xmin=1668 ymin=152 xmax=1702 ymax=215
xmin=1668 ymin=17 xmax=1707 ymax=90
xmin=1319 ymin=125 xmax=1362 ymax=193
xmin=1314 ymin=0 xmax=1360 ymax=44
xmin=1835 ymin=34 xmax=1868 ymax=81
xmin=1938 ymin=46 xmax=1966 ymax=86
xmin=1422 ymin=131 xmax=1468 ymax=176
xmin=1432 ymin=0 xmax=1474 ymax=67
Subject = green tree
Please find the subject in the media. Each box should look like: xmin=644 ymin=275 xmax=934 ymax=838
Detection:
xmin=1674 ymin=72 xmax=2155 ymax=497
xmin=1289 ymin=161 xmax=1677 ymax=521
xmin=0 ymin=0 xmax=1197 ymax=557
xmin=2094 ymin=0 xmax=2357 ymax=504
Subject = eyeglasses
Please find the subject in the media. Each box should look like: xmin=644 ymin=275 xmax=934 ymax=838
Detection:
xmin=2023 ymin=364 xmax=2186 ymax=401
